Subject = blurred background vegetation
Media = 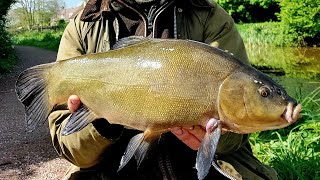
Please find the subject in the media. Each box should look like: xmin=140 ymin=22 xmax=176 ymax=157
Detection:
xmin=0 ymin=0 xmax=319 ymax=179
xmin=0 ymin=0 xmax=16 ymax=73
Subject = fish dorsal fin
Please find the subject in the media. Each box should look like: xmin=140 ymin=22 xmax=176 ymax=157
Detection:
xmin=112 ymin=36 xmax=151 ymax=50
xmin=61 ymin=104 xmax=98 ymax=136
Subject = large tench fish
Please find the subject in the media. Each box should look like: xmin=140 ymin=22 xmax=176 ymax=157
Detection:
xmin=15 ymin=36 xmax=301 ymax=180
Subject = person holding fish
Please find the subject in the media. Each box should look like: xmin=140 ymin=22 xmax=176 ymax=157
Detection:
xmin=41 ymin=0 xmax=300 ymax=179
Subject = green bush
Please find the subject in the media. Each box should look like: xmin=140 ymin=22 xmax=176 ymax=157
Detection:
xmin=277 ymin=0 xmax=320 ymax=46
xmin=216 ymin=0 xmax=279 ymax=23
xmin=0 ymin=19 xmax=16 ymax=73
xmin=13 ymin=29 xmax=63 ymax=51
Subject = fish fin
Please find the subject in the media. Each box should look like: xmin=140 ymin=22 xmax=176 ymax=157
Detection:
xmin=134 ymin=132 xmax=161 ymax=168
xmin=112 ymin=36 xmax=150 ymax=50
xmin=196 ymin=121 xmax=222 ymax=180
xmin=134 ymin=138 xmax=150 ymax=168
xmin=118 ymin=130 xmax=152 ymax=171
xmin=61 ymin=104 xmax=98 ymax=136
xmin=15 ymin=63 xmax=54 ymax=132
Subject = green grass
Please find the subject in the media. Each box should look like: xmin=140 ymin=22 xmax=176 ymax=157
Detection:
xmin=237 ymin=22 xmax=301 ymax=47
xmin=250 ymin=87 xmax=320 ymax=179
xmin=12 ymin=29 xmax=63 ymax=51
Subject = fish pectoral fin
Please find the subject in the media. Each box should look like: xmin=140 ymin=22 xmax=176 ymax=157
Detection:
xmin=196 ymin=121 xmax=222 ymax=180
xmin=118 ymin=130 xmax=153 ymax=171
xmin=61 ymin=104 xmax=98 ymax=136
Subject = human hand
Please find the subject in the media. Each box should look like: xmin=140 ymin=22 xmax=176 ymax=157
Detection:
xmin=170 ymin=125 xmax=206 ymax=150
xmin=170 ymin=118 xmax=222 ymax=150
xmin=67 ymin=95 xmax=81 ymax=113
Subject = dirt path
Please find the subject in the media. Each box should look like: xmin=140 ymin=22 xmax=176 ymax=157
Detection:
xmin=0 ymin=46 xmax=68 ymax=180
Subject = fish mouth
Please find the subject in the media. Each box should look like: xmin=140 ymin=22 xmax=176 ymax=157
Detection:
xmin=281 ymin=103 xmax=302 ymax=124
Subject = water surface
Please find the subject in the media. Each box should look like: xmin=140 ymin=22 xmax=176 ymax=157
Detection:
xmin=246 ymin=46 xmax=320 ymax=98
xmin=247 ymin=46 xmax=320 ymax=80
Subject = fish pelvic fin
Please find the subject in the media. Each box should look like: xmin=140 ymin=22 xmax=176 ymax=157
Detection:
xmin=196 ymin=120 xmax=222 ymax=180
xmin=15 ymin=63 xmax=54 ymax=132
xmin=118 ymin=130 xmax=160 ymax=171
xmin=62 ymin=104 xmax=98 ymax=136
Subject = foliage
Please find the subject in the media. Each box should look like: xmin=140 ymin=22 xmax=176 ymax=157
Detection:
xmin=56 ymin=19 xmax=67 ymax=29
xmin=215 ymin=0 xmax=280 ymax=23
xmin=250 ymin=87 xmax=320 ymax=179
xmin=237 ymin=22 xmax=301 ymax=47
xmin=0 ymin=0 xmax=16 ymax=18
xmin=0 ymin=20 xmax=16 ymax=73
xmin=237 ymin=21 xmax=320 ymax=47
xmin=0 ymin=0 xmax=16 ymax=74
xmin=277 ymin=0 xmax=320 ymax=46
xmin=237 ymin=22 xmax=282 ymax=46
xmin=12 ymin=29 xmax=63 ymax=51
xmin=11 ymin=0 xmax=61 ymax=29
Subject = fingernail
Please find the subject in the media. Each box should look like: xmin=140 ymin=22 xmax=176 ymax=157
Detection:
xmin=171 ymin=127 xmax=183 ymax=135
xmin=70 ymin=99 xmax=78 ymax=105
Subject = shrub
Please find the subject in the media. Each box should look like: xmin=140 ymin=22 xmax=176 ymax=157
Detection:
xmin=216 ymin=0 xmax=280 ymax=23
xmin=0 ymin=19 xmax=16 ymax=73
xmin=277 ymin=0 xmax=320 ymax=46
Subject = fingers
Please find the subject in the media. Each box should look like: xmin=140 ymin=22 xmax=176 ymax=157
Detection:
xmin=67 ymin=95 xmax=81 ymax=113
xmin=171 ymin=125 xmax=206 ymax=150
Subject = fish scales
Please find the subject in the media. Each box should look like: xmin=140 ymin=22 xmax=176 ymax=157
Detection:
xmin=46 ymin=40 xmax=235 ymax=131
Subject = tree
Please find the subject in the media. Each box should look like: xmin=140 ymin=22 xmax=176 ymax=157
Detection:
xmin=12 ymin=0 xmax=62 ymax=29
xmin=215 ymin=0 xmax=280 ymax=23
xmin=278 ymin=0 xmax=320 ymax=46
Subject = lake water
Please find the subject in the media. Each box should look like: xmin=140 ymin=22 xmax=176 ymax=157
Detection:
xmin=246 ymin=46 xmax=320 ymax=98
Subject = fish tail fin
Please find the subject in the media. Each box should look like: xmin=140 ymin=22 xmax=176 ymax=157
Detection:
xmin=15 ymin=63 xmax=54 ymax=132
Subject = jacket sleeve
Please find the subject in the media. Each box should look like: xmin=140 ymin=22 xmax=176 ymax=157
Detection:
xmin=49 ymin=12 xmax=123 ymax=168
xmin=203 ymin=4 xmax=249 ymax=64
xmin=202 ymin=4 xmax=250 ymax=154
xmin=48 ymin=105 xmax=122 ymax=168
xmin=56 ymin=12 xmax=85 ymax=61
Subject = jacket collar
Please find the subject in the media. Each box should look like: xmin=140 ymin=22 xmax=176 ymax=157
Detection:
xmin=80 ymin=0 xmax=111 ymax=21
xmin=80 ymin=0 xmax=215 ymax=22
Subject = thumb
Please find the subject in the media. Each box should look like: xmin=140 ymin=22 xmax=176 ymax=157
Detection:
xmin=68 ymin=95 xmax=81 ymax=113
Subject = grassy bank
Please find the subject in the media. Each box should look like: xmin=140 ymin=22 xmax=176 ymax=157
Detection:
xmin=250 ymin=87 xmax=320 ymax=179
xmin=237 ymin=22 xmax=301 ymax=47
xmin=12 ymin=29 xmax=63 ymax=51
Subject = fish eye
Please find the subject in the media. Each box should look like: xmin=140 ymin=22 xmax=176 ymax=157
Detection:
xmin=259 ymin=87 xmax=270 ymax=97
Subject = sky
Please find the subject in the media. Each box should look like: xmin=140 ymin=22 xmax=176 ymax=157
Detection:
xmin=64 ymin=0 xmax=85 ymax=8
